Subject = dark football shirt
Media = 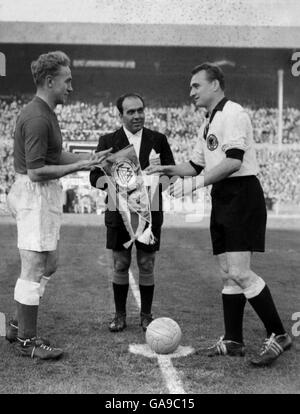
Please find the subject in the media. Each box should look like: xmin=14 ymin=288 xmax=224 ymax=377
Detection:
xmin=13 ymin=96 xmax=62 ymax=174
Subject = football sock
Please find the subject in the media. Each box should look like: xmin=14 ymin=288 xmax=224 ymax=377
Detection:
xmin=247 ymin=285 xmax=285 ymax=336
xmin=12 ymin=310 xmax=18 ymax=324
xmin=40 ymin=276 xmax=51 ymax=298
xmin=16 ymin=302 xmax=38 ymax=339
xmin=14 ymin=278 xmax=40 ymax=339
xmin=11 ymin=274 xmax=49 ymax=325
xmin=112 ymin=282 xmax=129 ymax=315
xmin=222 ymin=293 xmax=246 ymax=343
xmin=140 ymin=284 xmax=154 ymax=315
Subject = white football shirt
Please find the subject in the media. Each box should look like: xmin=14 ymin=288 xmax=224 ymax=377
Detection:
xmin=191 ymin=99 xmax=259 ymax=177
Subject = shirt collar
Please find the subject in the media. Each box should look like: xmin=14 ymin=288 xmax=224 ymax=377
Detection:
xmin=205 ymin=97 xmax=228 ymax=122
xmin=33 ymin=96 xmax=55 ymax=115
xmin=123 ymin=126 xmax=143 ymax=139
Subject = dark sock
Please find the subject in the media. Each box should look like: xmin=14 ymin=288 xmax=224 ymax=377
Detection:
xmin=248 ymin=285 xmax=285 ymax=336
xmin=17 ymin=302 xmax=38 ymax=339
xmin=112 ymin=283 xmax=129 ymax=315
xmin=13 ymin=309 xmax=18 ymax=324
xmin=140 ymin=284 xmax=154 ymax=315
xmin=222 ymin=293 xmax=246 ymax=343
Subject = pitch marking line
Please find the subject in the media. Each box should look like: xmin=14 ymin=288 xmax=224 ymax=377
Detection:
xmin=102 ymin=252 xmax=193 ymax=394
xmin=128 ymin=270 xmax=194 ymax=394
xmin=0 ymin=312 xmax=6 ymax=336
xmin=129 ymin=269 xmax=141 ymax=309
xmin=100 ymin=251 xmax=218 ymax=393
xmin=103 ymin=250 xmax=118 ymax=314
xmin=129 ymin=344 xmax=194 ymax=394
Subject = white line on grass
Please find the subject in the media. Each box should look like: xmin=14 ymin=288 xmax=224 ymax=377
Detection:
xmin=157 ymin=355 xmax=185 ymax=394
xmin=128 ymin=270 xmax=189 ymax=394
xmin=103 ymin=250 xmax=191 ymax=394
xmin=103 ymin=250 xmax=117 ymax=315
xmin=129 ymin=344 xmax=194 ymax=394
xmin=128 ymin=269 xmax=141 ymax=309
xmin=0 ymin=312 xmax=6 ymax=336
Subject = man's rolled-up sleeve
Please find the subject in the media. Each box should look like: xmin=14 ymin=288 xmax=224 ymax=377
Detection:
xmin=221 ymin=110 xmax=250 ymax=153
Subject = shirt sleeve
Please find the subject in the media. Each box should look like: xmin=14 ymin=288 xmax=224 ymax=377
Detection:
xmin=23 ymin=116 xmax=49 ymax=169
xmin=190 ymin=133 xmax=206 ymax=168
xmin=221 ymin=110 xmax=250 ymax=153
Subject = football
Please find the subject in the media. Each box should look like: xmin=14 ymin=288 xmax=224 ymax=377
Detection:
xmin=145 ymin=317 xmax=182 ymax=354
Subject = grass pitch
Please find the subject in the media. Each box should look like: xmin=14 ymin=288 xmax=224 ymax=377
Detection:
xmin=0 ymin=214 xmax=299 ymax=394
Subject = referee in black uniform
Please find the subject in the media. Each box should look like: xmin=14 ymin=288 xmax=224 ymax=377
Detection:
xmin=146 ymin=62 xmax=292 ymax=367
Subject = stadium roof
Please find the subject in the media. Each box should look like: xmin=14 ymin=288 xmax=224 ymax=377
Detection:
xmin=1 ymin=0 xmax=300 ymax=48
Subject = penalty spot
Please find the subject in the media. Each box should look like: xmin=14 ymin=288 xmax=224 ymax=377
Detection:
xmin=129 ymin=343 xmax=194 ymax=358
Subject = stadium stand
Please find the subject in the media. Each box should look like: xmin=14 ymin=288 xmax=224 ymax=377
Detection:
xmin=1 ymin=97 xmax=300 ymax=214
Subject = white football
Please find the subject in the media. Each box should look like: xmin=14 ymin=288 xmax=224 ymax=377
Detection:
xmin=145 ymin=317 xmax=182 ymax=354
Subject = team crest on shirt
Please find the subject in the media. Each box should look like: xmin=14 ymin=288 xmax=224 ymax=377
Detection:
xmin=111 ymin=158 xmax=137 ymax=189
xmin=207 ymin=134 xmax=219 ymax=151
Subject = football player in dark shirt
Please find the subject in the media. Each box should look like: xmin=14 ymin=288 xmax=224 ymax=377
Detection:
xmin=6 ymin=51 xmax=111 ymax=360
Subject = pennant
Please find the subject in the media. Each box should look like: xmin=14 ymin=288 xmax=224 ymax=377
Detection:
xmin=98 ymin=145 xmax=156 ymax=248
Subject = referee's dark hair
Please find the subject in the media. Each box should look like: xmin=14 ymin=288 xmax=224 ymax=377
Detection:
xmin=116 ymin=93 xmax=145 ymax=114
xmin=192 ymin=62 xmax=225 ymax=91
xmin=31 ymin=51 xmax=71 ymax=87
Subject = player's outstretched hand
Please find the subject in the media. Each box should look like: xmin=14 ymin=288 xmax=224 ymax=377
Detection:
xmin=90 ymin=148 xmax=113 ymax=164
xmin=145 ymin=165 xmax=165 ymax=175
xmin=169 ymin=176 xmax=204 ymax=198
xmin=169 ymin=178 xmax=193 ymax=199
xmin=80 ymin=148 xmax=113 ymax=170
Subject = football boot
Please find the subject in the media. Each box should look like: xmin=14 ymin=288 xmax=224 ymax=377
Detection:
xmin=140 ymin=313 xmax=153 ymax=332
xmin=16 ymin=337 xmax=63 ymax=360
xmin=250 ymin=333 xmax=292 ymax=367
xmin=195 ymin=335 xmax=245 ymax=357
xmin=109 ymin=313 xmax=127 ymax=332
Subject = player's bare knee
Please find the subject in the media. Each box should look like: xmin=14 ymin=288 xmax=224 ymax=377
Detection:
xmin=218 ymin=263 xmax=229 ymax=284
xmin=45 ymin=250 xmax=59 ymax=276
xmin=45 ymin=258 xmax=58 ymax=277
xmin=228 ymin=267 xmax=253 ymax=289
xmin=220 ymin=272 xmax=231 ymax=284
xmin=20 ymin=251 xmax=47 ymax=282
xmin=218 ymin=261 xmax=229 ymax=274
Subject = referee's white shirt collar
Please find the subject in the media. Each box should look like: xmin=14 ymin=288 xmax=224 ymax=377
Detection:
xmin=123 ymin=126 xmax=143 ymax=157
xmin=123 ymin=126 xmax=143 ymax=141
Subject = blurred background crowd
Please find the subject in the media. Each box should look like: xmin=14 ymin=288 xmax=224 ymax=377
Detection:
xmin=1 ymin=96 xmax=300 ymax=214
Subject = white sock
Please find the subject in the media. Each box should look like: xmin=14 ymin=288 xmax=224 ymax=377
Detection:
xmin=222 ymin=284 xmax=244 ymax=295
xmin=39 ymin=276 xmax=51 ymax=298
xmin=14 ymin=279 xmax=40 ymax=306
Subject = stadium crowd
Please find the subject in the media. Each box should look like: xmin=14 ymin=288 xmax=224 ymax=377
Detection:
xmin=1 ymin=97 xmax=300 ymax=212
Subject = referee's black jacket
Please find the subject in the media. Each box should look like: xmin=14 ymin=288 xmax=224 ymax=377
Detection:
xmin=89 ymin=127 xmax=175 ymax=229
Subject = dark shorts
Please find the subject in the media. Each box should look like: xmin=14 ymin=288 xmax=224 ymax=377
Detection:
xmin=106 ymin=225 xmax=162 ymax=252
xmin=210 ymin=175 xmax=267 ymax=255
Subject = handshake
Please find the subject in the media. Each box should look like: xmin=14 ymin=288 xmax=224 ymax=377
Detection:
xmin=145 ymin=157 xmax=204 ymax=198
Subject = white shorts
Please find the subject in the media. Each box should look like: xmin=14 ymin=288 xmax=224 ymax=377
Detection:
xmin=7 ymin=174 xmax=63 ymax=252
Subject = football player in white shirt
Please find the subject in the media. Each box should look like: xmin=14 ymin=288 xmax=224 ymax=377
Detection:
xmin=146 ymin=62 xmax=292 ymax=367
